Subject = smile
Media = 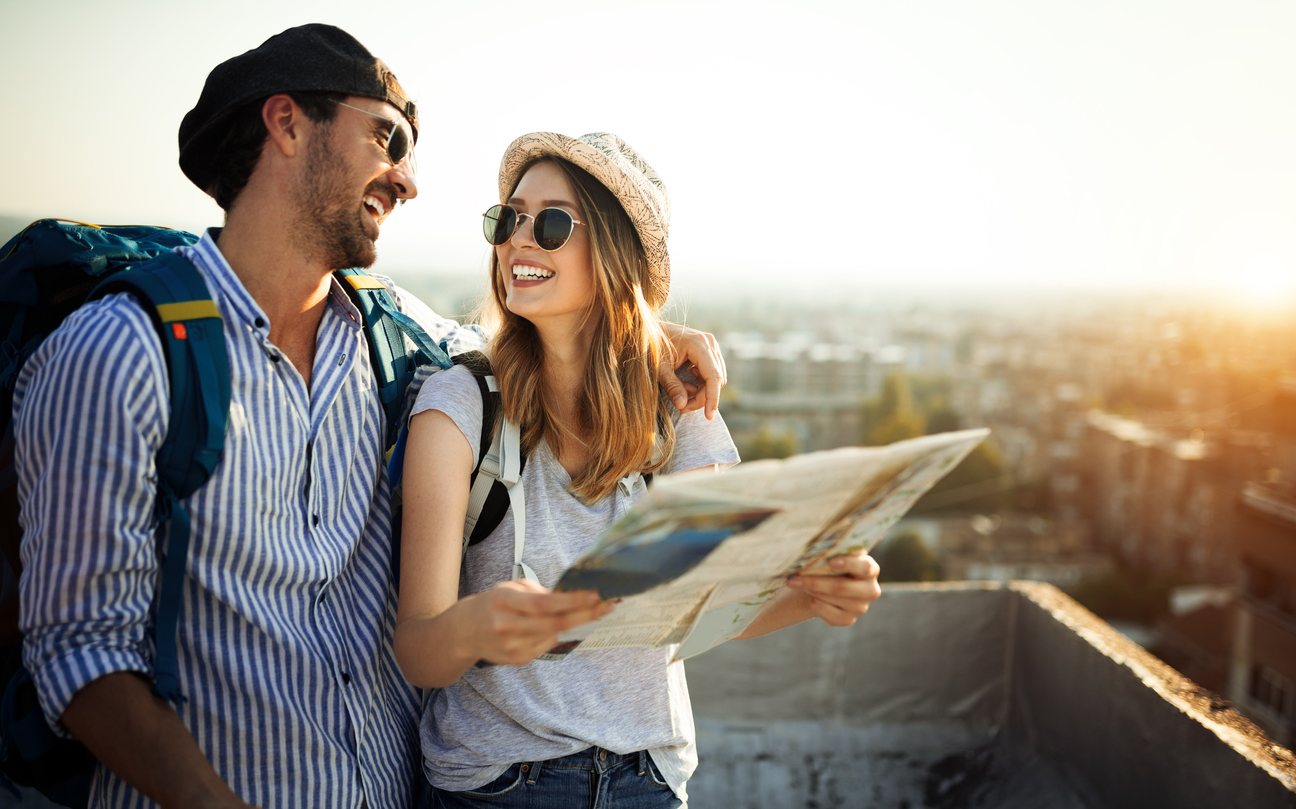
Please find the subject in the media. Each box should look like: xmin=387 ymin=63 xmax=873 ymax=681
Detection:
xmin=513 ymin=263 xmax=554 ymax=280
xmin=363 ymin=195 xmax=386 ymax=218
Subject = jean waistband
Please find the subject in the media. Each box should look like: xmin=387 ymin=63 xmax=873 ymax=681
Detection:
xmin=524 ymin=748 xmax=651 ymax=783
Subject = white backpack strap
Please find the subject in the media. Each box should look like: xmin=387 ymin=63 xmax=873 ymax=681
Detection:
xmin=460 ymin=376 xmax=538 ymax=585
xmin=617 ymin=470 xmax=643 ymax=497
xmin=499 ymin=417 xmax=539 ymax=584
xmin=462 ymin=376 xmax=502 ymax=552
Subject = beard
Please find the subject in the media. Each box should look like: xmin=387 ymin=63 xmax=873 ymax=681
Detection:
xmin=289 ymin=131 xmax=378 ymax=270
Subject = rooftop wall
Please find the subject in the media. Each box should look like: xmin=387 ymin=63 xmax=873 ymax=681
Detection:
xmin=685 ymin=582 xmax=1296 ymax=809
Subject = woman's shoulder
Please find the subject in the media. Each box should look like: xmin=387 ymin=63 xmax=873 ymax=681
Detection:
xmin=417 ymin=362 xmax=480 ymax=398
xmin=413 ymin=363 xmax=486 ymax=420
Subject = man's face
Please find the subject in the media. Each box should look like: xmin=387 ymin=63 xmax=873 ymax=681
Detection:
xmin=290 ymin=96 xmax=418 ymax=270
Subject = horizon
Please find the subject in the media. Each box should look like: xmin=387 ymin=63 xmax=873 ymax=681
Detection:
xmin=4 ymin=213 xmax=1295 ymax=323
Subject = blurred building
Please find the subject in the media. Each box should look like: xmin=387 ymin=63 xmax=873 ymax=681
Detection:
xmin=720 ymin=333 xmax=896 ymax=453
xmin=1232 ymin=479 xmax=1296 ymax=746
xmin=1154 ymin=586 xmax=1236 ymax=695
xmin=891 ymin=514 xmax=1111 ymax=589
xmin=1081 ymin=412 xmax=1251 ymax=585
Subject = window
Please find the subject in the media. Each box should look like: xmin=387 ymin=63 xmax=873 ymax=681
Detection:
xmin=1252 ymin=666 xmax=1296 ymax=718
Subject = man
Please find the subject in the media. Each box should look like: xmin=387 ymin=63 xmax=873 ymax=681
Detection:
xmin=14 ymin=24 xmax=879 ymax=809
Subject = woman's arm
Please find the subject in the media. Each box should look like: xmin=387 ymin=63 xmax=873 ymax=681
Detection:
xmin=735 ymin=553 xmax=882 ymax=640
xmin=393 ymin=409 xmax=608 ymax=688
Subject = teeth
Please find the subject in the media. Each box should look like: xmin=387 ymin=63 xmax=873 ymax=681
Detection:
xmin=363 ymin=195 xmax=386 ymax=217
xmin=512 ymin=264 xmax=554 ymax=279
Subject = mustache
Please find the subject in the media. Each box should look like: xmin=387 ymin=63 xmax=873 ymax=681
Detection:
xmin=366 ymin=179 xmax=402 ymax=209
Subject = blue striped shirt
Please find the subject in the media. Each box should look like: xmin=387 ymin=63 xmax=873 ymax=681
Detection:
xmin=14 ymin=230 xmax=486 ymax=809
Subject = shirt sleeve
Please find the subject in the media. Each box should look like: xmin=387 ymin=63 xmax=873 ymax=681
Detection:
xmin=409 ymin=365 xmax=486 ymax=461
xmin=14 ymin=294 xmax=169 ymax=735
xmin=385 ymin=280 xmax=489 ymax=357
xmin=662 ymin=407 xmax=741 ymax=475
xmin=378 ymin=278 xmax=490 ymax=428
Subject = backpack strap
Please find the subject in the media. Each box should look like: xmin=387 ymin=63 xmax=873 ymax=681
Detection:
xmin=454 ymin=352 xmax=525 ymax=550
xmin=495 ymin=414 xmax=536 ymax=585
xmin=89 ymin=251 xmax=230 ymax=704
xmin=467 ymin=406 xmax=536 ymax=584
xmin=449 ymin=362 xmax=536 ymax=584
xmin=461 ymin=373 xmax=502 ymax=550
xmin=334 ymin=268 xmax=452 ymax=450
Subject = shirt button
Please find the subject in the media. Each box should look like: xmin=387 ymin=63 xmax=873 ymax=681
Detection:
xmin=312 ymin=514 xmax=320 ymax=527
xmin=342 ymin=672 xmax=351 ymax=685
xmin=255 ymin=317 xmax=266 ymax=328
xmin=337 ymin=353 xmax=346 ymax=366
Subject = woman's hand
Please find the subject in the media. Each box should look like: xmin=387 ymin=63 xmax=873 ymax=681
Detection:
xmin=736 ymin=552 xmax=882 ymax=639
xmin=453 ymin=580 xmax=611 ymax=666
xmin=657 ymin=323 xmax=727 ymax=419
xmin=786 ymin=553 xmax=883 ymax=627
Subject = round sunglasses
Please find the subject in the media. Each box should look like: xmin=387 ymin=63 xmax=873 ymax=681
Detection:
xmin=482 ymin=204 xmax=586 ymax=252
xmin=330 ymin=100 xmax=415 ymax=172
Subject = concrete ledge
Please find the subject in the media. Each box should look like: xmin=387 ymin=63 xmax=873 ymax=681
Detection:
xmin=1009 ymin=580 xmax=1296 ymax=809
xmin=684 ymin=581 xmax=1296 ymax=809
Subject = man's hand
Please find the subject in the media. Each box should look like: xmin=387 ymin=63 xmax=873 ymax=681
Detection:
xmin=658 ymin=323 xmax=727 ymax=419
xmin=457 ymin=580 xmax=611 ymax=666
xmin=787 ymin=553 xmax=883 ymax=627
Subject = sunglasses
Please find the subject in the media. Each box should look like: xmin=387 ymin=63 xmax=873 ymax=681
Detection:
xmin=330 ymin=100 xmax=415 ymax=173
xmin=482 ymin=204 xmax=586 ymax=252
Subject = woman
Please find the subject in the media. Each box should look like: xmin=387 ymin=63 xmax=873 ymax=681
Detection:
xmin=395 ymin=132 xmax=881 ymax=808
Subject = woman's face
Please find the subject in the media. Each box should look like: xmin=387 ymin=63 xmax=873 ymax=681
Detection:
xmin=497 ymin=161 xmax=596 ymax=331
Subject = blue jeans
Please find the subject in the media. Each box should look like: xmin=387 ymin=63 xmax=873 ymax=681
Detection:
xmin=421 ymin=748 xmax=683 ymax=809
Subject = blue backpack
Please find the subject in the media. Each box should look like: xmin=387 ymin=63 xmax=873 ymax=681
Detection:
xmin=0 ymin=219 xmax=450 ymax=807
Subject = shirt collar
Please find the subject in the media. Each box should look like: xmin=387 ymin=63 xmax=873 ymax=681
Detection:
xmin=186 ymin=228 xmax=363 ymax=336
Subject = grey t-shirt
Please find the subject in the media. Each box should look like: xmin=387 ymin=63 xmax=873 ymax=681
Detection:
xmin=412 ymin=365 xmax=740 ymax=801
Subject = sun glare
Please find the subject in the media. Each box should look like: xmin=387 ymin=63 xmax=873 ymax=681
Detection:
xmin=1234 ymin=256 xmax=1296 ymax=310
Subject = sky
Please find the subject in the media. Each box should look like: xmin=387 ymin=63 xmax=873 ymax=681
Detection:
xmin=3 ymin=0 xmax=1296 ymax=301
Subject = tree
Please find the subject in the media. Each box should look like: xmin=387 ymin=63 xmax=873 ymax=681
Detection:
xmin=876 ymin=532 xmax=942 ymax=582
xmin=924 ymin=398 xmax=960 ymax=434
xmin=746 ymin=426 xmax=798 ymax=460
xmin=864 ymin=373 xmax=925 ymax=446
xmin=1068 ymin=568 xmax=1182 ymax=623
xmin=912 ymin=440 xmax=1011 ymax=513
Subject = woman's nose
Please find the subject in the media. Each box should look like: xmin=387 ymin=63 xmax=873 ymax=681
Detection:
xmin=510 ymin=214 xmax=538 ymax=247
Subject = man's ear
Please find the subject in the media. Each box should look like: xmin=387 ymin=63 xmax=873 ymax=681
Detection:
xmin=262 ymin=93 xmax=304 ymax=158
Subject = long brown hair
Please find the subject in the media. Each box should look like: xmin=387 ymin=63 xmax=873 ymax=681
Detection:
xmin=483 ymin=158 xmax=677 ymax=502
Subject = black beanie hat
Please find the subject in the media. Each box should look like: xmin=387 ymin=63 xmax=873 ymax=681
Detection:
xmin=178 ymin=23 xmax=419 ymax=194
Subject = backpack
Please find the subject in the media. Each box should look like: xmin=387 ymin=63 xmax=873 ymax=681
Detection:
xmin=0 ymin=219 xmax=450 ymax=807
xmin=386 ymin=350 xmax=650 ymax=589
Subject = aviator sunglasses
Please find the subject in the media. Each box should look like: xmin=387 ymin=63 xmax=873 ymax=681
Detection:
xmin=482 ymin=204 xmax=586 ymax=252
xmin=330 ymin=100 xmax=416 ymax=173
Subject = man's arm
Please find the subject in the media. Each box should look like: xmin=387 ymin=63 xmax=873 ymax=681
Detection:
xmin=15 ymin=298 xmax=247 ymax=808
xmin=658 ymin=322 xmax=727 ymax=419
xmin=62 ymin=674 xmax=253 ymax=809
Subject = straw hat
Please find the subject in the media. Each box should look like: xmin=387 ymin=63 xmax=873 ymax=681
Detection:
xmin=498 ymin=132 xmax=670 ymax=307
